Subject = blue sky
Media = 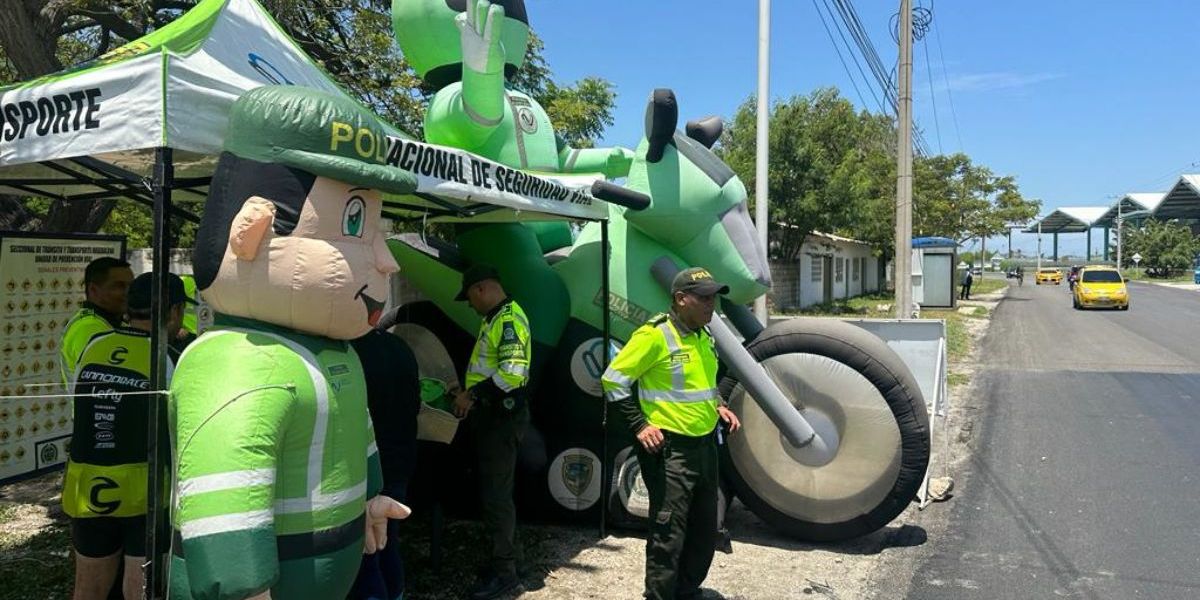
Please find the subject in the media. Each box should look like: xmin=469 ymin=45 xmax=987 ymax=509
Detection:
xmin=528 ymin=0 xmax=1200 ymax=257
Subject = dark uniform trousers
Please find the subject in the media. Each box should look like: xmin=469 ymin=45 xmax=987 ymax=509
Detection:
xmin=637 ymin=429 xmax=719 ymax=600
xmin=472 ymin=401 xmax=530 ymax=577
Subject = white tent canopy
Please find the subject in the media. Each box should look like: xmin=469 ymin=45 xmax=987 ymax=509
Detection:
xmin=0 ymin=0 xmax=609 ymax=222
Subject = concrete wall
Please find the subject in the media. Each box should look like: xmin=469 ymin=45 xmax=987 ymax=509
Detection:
xmin=127 ymin=248 xmax=193 ymax=276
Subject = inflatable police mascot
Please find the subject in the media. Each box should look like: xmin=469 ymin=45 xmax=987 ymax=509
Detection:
xmin=392 ymin=0 xmax=632 ymax=177
xmin=169 ymin=85 xmax=416 ymax=600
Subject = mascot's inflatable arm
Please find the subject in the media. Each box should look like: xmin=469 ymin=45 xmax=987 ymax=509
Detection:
xmin=450 ymin=0 xmax=633 ymax=178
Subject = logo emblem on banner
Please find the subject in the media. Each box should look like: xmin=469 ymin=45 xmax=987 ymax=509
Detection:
xmin=548 ymin=448 xmax=601 ymax=510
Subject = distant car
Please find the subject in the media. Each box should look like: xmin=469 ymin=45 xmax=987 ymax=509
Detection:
xmin=1035 ymin=268 xmax=1062 ymax=285
xmin=1073 ymin=266 xmax=1129 ymax=310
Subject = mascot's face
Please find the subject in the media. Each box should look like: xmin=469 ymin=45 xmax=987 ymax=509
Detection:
xmin=199 ymin=158 xmax=399 ymax=340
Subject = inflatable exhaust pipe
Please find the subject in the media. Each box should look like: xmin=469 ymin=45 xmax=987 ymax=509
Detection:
xmin=650 ymin=258 xmax=838 ymax=465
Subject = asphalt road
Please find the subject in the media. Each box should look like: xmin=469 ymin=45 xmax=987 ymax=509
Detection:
xmin=905 ymin=280 xmax=1200 ymax=599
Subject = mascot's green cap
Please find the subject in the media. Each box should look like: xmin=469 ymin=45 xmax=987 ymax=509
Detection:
xmin=223 ymin=86 xmax=418 ymax=195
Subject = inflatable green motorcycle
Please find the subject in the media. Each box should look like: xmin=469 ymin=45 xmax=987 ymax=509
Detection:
xmin=387 ymin=0 xmax=928 ymax=541
xmin=387 ymin=85 xmax=931 ymax=541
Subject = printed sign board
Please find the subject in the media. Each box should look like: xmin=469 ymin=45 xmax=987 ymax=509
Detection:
xmin=0 ymin=232 xmax=125 ymax=484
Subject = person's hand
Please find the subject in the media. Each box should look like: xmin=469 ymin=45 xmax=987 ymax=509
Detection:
xmin=455 ymin=0 xmax=506 ymax=74
xmin=717 ymin=405 xmax=741 ymax=434
xmin=453 ymin=389 xmax=474 ymax=418
xmin=636 ymin=425 xmax=665 ymax=453
xmin=364 ymin=495 xmax=412 ymax=554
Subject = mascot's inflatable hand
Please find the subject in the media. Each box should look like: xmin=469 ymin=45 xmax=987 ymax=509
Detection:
xmin=456 ymin=0 xmax=506 ymax=75
xmin=364 ymin=495 xmax=412 ymax=554
xmin=607 ymin=147 xmax=636 ymax=178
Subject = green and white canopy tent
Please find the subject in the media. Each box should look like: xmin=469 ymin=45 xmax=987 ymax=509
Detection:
xmin=0 ymin=0 xmax=610 ymax=223
xmin=0 ymin=0 xmax=622 ymax=594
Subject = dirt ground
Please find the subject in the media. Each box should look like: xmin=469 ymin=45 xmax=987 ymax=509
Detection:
xmin=0 ymin=293 xmax=1001 ymax=600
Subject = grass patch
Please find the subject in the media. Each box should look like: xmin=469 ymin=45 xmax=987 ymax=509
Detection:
xmin=970 ymin=277 xmax=1008 ymax=295
xmin=0 ymin=517 xmax=72 ymax=599
xmin=0 ymin=503 xmax=15 ymax=525
xmin=922 ymin=309 xmax=969 ymax=363
xmin=1121 ymin=269 xmax=1193 ymax=283
xmin=947 ymin=372 xmax=969 ymax=387
xmin=970 ymin=306 xmax=988 ymax=317
xmin=784 ymin=292 xmax=893 ymax=318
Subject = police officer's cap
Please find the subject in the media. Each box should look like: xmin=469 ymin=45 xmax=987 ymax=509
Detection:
xmin=671 ymin=267 xmax=730 ymax=297
xmin=455 ymin=264 xmax=500 ymax=301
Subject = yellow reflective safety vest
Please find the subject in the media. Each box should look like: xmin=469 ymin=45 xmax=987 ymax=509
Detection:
xmin=601 ymin=313 xmax=720 ymax=437
xmin=62 ymin=327 xmax=164 ymax=518
xmin=60 ymin=304 xmax=118 ymax=385
xmin=465 ymin=298 xmax=531 ymax=398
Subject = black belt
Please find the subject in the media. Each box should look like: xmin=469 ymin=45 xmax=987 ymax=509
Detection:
xmin=172 ymin=513 xmax=365 ymax=560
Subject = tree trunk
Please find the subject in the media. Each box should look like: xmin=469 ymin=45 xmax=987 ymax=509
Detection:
xmin=0 ymin=0 xmax=66 ymax=79
xmin=0 ymin=1 xmax=116 ymax=234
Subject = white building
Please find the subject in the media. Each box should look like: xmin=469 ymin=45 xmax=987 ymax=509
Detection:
xmin=769 ymin=231 xmax=881 ymax=310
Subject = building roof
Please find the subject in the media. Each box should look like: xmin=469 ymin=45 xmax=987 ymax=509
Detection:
xmin=1153 ymin=174 xmax=1200 ymax=219
xmin=1023 ymin=206 xmax=1109 ymax=233
xmin=1092 ymin=192 xmax=1166 ymax=228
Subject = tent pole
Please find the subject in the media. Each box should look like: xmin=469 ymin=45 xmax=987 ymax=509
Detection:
xmin=599 ymin=218 xmax=610 ymax=539
xmin=145 ymin=147 xmax=173 ymax=600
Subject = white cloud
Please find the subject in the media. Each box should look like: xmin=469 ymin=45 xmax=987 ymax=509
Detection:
xmin=941 ymin=71 xmax=1063 ymax=93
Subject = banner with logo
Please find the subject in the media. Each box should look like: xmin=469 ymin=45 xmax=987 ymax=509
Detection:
xmin=0 ymin=232 xmax=125 ymax=484
xmin=385 ymin=137 xmax=608 ymax=221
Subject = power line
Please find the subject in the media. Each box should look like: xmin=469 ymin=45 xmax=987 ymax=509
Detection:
xmin=812 ymin=0 xmax=880 ymax=113
xmin=921 ymin=37 xmax=943 ymax=154
xmin=930 ymin=9 xmax=964 ymax=152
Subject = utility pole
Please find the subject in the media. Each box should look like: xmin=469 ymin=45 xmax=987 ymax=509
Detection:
xmin=893 ymin=0 xmax=914 ymax=318
xmin=1036 ymin=221 xmax=1043 ymax=271
xmin=1116 ymin=200 xmax=1123 ymax=271
xmin=753 ymin=0 xmax=771 ymax=325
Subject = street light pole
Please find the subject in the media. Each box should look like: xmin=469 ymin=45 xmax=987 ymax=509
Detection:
xmin=753 ymin=0 xmax=771 ymax=325
xmin=893 ymin=0 xmax=914 ymax=318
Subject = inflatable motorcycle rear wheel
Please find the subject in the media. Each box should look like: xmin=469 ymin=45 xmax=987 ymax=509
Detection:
xmin=719 ymin=317 xmax=930 ymax=542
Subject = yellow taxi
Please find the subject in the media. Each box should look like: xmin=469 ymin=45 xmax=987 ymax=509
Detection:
xmin=1035 ymin=268 xmax=1062 ymax=285
xmin=1072 ymin=265 xmax=1129 ymax=310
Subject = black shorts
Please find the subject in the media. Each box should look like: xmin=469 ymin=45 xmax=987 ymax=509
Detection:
xmin=70 ymin=515 xmax=146 ymax=558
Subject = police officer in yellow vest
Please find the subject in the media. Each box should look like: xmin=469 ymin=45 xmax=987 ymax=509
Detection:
xmin=602 ymin=267 xmax=742 ymax=600
xmin=60 ymin=257 xmax=134 ymax=385
xmin=451 ymin=264 xmax=533 ymax=600
xmin=63 ymin=272 xmax=187 ymax=600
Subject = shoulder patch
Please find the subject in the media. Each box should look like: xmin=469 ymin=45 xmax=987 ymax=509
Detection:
xmin=648 ymin=313 xmax=669 ymax=326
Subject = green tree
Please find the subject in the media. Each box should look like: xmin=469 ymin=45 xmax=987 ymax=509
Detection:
xmin=719 ymin=88 xmax=895 ymax=261
xmin=0 ymin=2 xmax=616 ymax=239
xmin=1123 ymin=220 xmax=1199 ymax=276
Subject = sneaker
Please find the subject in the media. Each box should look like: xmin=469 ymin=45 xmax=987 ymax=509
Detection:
xmin=470 ymin=573 xmax=524 ymax=600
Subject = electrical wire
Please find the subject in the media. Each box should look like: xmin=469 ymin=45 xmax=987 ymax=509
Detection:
xmin=921 ymin=36 xmax=943 ymax=154
xmin=813 ymin=0 xmax=882 ymax=113
xmin=931 ymin=9 xmax=965 ymax=153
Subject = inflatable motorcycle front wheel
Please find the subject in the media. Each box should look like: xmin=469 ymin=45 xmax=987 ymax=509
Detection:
xmin=719 ymin=317 xmax=930 ymax=542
